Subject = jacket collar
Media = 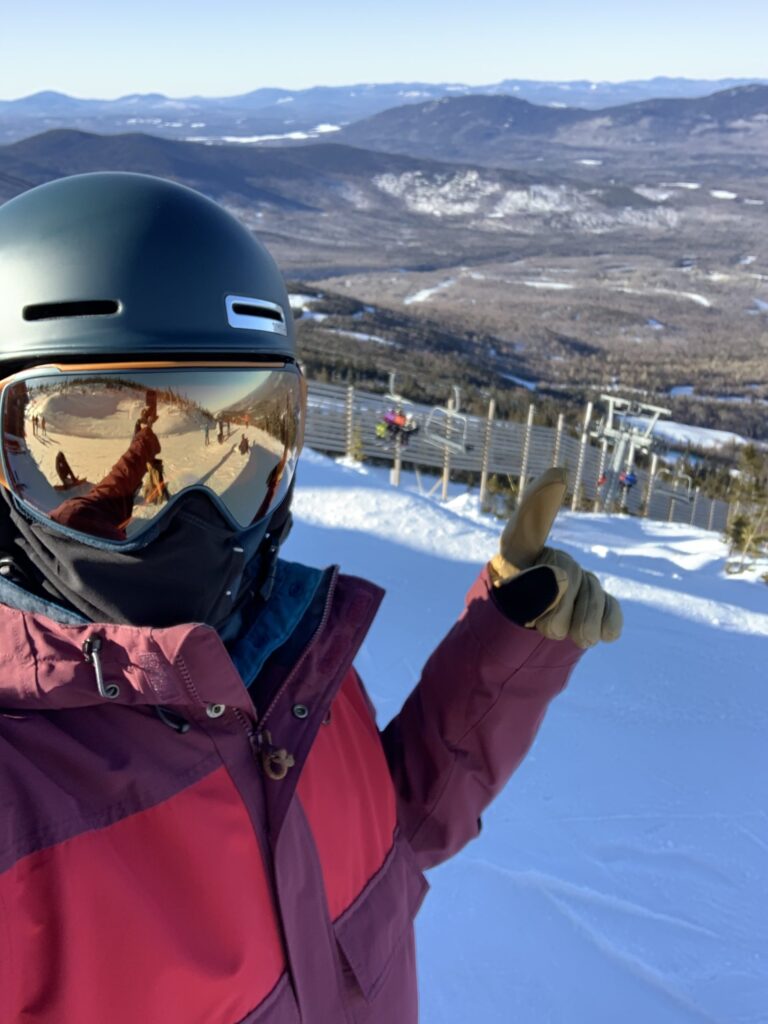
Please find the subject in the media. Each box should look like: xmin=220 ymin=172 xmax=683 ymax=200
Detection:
xmin=0 ymin=564 xmax=384 ymax=719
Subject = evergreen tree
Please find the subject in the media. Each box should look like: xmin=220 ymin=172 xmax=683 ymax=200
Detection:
xmin=726 ymin=445 xmax=767 ymax=574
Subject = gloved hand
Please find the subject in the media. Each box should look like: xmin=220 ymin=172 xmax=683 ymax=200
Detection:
xmin=488 ymin=468 xmax=622 ymax=648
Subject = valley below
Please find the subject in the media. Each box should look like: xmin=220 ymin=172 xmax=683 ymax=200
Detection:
xmin=1 ymin=84 xmax=767 ymax=445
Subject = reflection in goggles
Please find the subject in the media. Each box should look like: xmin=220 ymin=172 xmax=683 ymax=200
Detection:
xmin=1 ymin=366 xmax=304 ymax=542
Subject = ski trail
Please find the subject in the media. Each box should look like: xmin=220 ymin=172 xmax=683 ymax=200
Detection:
xmin=467 ymin=860 xmax=720 ymax=940
xmin=541 ymin=890 xmax=722 ymax=1024
xmin=737 ymin=824 xmax=768 ymax=856
xmin=469 ymin=860 xmax=722 ymax=1024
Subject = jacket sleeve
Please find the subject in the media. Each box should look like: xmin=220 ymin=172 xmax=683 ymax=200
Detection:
xmin=380 ymin=566 xmax=584 ymax=870
xmin=50 ymin=428 xmax=161 ymax=540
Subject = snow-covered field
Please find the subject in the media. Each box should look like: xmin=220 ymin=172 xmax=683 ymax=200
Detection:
xmin=289 ymin=450 xmax=767 ymax=1024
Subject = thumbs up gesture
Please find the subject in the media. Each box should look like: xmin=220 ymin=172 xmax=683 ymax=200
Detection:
xmin=488 ymin=469 xmax=622 ymax=649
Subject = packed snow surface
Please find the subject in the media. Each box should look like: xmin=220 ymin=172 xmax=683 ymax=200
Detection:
xmin=321 ymin=328 xmax=396 ymax=347
xmin=404 ymin=278 xmax=456 ymax=304
xmin=287 ymin=451 xmax=767 ymax=1024
xmin=634 ymin=186 xmax=672 ymax=202
xmin=502 ymin=373 xmax=538 ymax=391
xmin=620 ymin=287 xmax=712 ymax=308
xmin=523 ymin=279 xmax=575 ymax=290
xmin=288 ymin=292 xmax=328 ymax=322
xmin=625 ymin=416 xmax=749 ymax=450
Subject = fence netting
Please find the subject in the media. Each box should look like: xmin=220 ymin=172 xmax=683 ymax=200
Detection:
xmin=305 ymin=381 xmax=729 ymax=532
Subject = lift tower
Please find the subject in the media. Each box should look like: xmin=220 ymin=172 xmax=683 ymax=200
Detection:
xmin=592 ymin=395 xmax=671 ymax=513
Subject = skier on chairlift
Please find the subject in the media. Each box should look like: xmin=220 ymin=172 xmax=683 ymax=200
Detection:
xmin=376 ymin=406 xmax=418 ymax=446
xmin=619 ymin=469 xmax=637 ymax=490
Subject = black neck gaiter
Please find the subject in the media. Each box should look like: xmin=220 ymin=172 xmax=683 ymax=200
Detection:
xmin=5 ymin=491 xmax=271 ymax=629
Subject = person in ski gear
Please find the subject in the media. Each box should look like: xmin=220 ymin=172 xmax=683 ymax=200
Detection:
xmin=143 ymin=456 xmax=170 ymax=506
xmin=54 ymin=449 xmax=79 ymax=488
xmin=0 ymin=173 xmax=622 ymax=1024
xmin=376 ymin=407 xmax=418 ymax=447
xmin=49 ymin=423 xmax=162 ymax=541
xmin=619 ymin=469 xmax=637 ymax=489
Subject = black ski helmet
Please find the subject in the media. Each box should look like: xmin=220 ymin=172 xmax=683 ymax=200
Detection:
xmin=0 ymin=172 xmax=295 ymax=368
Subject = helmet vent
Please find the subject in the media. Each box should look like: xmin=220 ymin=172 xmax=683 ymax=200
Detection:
xmin=226 ymin=295 xmax=288 ymax=336
xmin=24 ymin=300 xmax=120 ymax=322
xmin=231 ymin=302 xmax=283 ymax=323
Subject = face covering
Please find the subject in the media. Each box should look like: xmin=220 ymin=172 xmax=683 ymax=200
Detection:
xmin=5 ymin=489 xmax=277 ymax=629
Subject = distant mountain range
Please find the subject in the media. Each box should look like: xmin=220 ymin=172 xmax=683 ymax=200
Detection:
xmin=1 ymin=78 xmax=766 ymax=146
xmin=335 ymin=85 xmax=768 ymax=176
xmin=1 ymin=102 xmax=765 ymax=442
xmin=0 ymin=127 xmax=697 ymax=276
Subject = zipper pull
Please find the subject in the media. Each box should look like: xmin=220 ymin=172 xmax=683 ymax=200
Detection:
xmin=258 ymin=729 xmax=295 ymax=781
xmin=82 ymin=636 xmax=121 ymax=701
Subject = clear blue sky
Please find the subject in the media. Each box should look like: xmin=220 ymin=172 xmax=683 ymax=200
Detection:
xmin=1 ymin=0 xmax=766 ymax=99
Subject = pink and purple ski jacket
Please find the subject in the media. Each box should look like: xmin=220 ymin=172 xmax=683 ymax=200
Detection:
xmin=0 ymin=565 xmax=583 ymax=1023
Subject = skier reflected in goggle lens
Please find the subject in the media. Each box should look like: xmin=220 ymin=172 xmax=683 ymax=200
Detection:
xmin=0 ymin=363 xmax=305 ymax=543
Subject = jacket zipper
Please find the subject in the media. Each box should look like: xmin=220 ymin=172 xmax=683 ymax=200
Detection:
xmin=176 ymin=567 xmax=339 ymax=780
xmin=254 ymin=567 xmax=339 ymax=779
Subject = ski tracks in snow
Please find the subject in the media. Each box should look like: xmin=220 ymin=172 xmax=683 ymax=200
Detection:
xmin=467 ymin=858 xmax=724 ymax=1023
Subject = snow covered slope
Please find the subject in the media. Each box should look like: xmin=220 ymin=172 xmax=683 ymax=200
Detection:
xmin=287 ymin=449 xmax=767 ymax=1024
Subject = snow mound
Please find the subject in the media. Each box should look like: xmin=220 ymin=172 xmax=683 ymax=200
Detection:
xmin=37 ymin=389 xmax=207 ymax=439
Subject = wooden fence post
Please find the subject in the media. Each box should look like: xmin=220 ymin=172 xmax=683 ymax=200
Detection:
xmin=345 ymin=385 xmax=355 ymax=458
xmin=441 ymin=398 xmax=453 ymax=501
xmin=478 ymin=398 xmax=496 ymax=509
xmin=517 ymin=404 xmax=535 ymax=506
xmin=552 ymin=412 xmax=565 ymax=466
xmin=571 ymin=401 xmax=593 ymax=512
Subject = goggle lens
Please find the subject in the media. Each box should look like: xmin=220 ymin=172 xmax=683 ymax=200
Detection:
xmin=1 ymin=364 xmax=304 ymax=543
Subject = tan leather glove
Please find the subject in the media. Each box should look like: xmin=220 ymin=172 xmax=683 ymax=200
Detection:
xmin=488 ymin=468 xmax=623 ymax=648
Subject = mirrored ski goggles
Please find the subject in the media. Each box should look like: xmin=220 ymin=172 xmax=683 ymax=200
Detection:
xmin=0 ymin=362 xmax=306 ymax=544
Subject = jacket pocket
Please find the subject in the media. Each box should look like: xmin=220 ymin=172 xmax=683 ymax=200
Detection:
xmin=333 ymin=831 xmax=429 ymax=1003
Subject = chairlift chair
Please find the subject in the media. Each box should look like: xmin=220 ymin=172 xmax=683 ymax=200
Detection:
xmin=374 ymin=371 xmax=419 ymax=449
xmin=423 ymin=386 xmax=470 ymax=455
xmin=653 ymin=467 xmax=693 ymax=503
